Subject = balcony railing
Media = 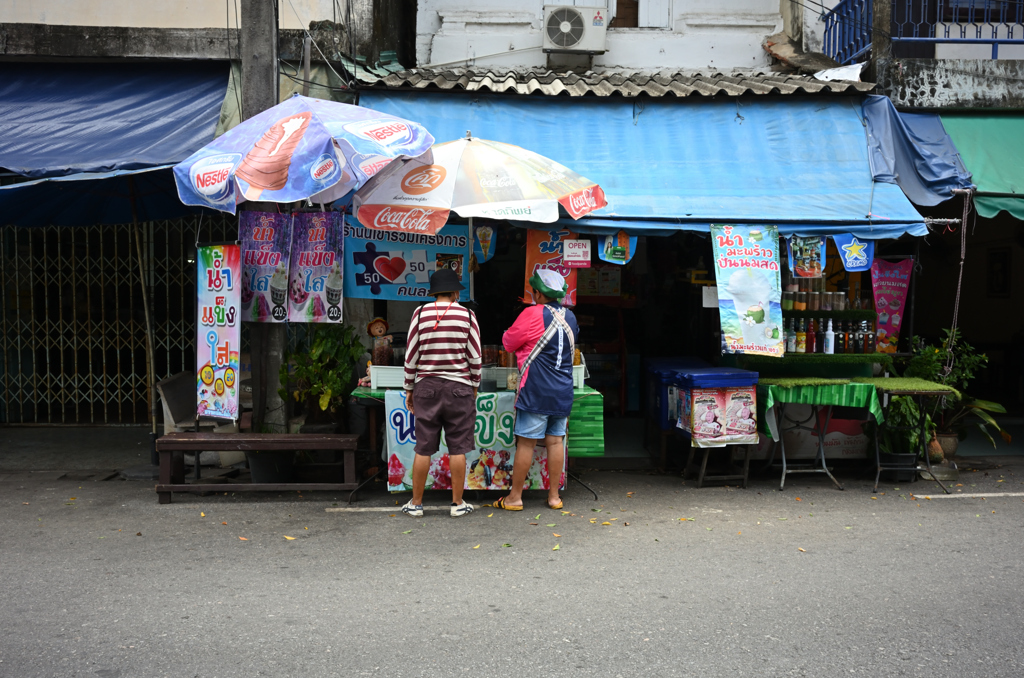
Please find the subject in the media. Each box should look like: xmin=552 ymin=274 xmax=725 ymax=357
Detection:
xmin=824 ymin=0 xmax=874 ymax=65
xmin=893 ymin=0 xmax=1024 ymax=58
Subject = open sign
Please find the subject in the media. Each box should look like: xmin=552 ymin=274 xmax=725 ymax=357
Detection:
xmin=563 ymin=239 xmax=591 ymax=268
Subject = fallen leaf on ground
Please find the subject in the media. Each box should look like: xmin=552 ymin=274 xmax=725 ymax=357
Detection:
xmin=871 ymin=497 xmax=878 ymax=500
xmin=601 ymin=521 xmax=611 ymax=525
xmin=69 ymin=498 xmax=76 ymax=501
xmin=624 ymin=523 xmax=630 ymax=527
xmin=589 ymin=519 xmax=597 ymax=523
xmin=706 ymin=527 xmax=713 ymax=531
xmin=200 ymin=512 xmax=205 ymax=517
xmin=553 ymin=533 xmax=561 ymax=537
xmin=488 ymin=513 xmax=493 ymax=518
xmin=22 ymin=502 xmax=28 ymax=505
xmin=284 ymin=536 xmax=296 ymax=540
xmin=778 ymin=518 xmax=788 ymax=521
xmin=136 ymin=532 xmax=142 ymax=536
xmin=473 ymin=544 xmax=480 ymax=549
xmin=798 ymin=548 xmax=806 ymax=552
xmin=737 ymin=532 xmax=741 ymax=535
xmin=795 ymin=498 xmax=801 ymax=502
xmin=239 ymin=537 xmax=247 ymax=540
xmin=402 ymin=530 xmax=412 ymax=534
xmin=610 ymin=518 xmax=617 ymax=521
xmin=530 ymin=523 xmax=538 ymax=526
xmin=535 ymin=514 xmax=541 ymax=519
xmin=561 ymin=511 xmax=571 ymax=515
xmin=222 ymin=522 xmax=227 ymax=525
xmin=502 ymin=543 xmax=512 ymax=547
xmin=389 ymin=514 xmax=396 ymax=517
xmin=552 ymin=544 xmax=560 ymax=551
xmin=546 ymin=523 xmax=556 ymax=527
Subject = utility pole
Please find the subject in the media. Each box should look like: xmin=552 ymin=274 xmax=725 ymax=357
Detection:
xmin=240 ymin=0 xmax=286 ymax=433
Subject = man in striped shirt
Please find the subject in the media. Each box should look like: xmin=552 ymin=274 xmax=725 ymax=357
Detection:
xmin=401 ymin=268 xmax=482 ymax=518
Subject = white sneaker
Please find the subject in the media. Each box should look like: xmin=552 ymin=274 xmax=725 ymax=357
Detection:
xmin=401 ymin=500 xmax=423 ymax=517
xmin=450 ymin=501 xmax=475 ymax=517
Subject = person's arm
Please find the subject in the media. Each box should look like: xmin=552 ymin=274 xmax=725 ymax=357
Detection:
xmin=502 ymin=306 xmax=538 ymax=354
xmin=467 ymin=310 xmax=482 ymax=389
xmin=403 ymin=307 xmax=421 ymax=393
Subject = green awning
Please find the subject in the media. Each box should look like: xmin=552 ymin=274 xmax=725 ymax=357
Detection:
xmin=941 ymin=114 xmax=1024 ymax=219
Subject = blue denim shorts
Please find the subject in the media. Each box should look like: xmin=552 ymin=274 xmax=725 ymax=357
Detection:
xmin=514 ymin=409 xmax=568 ymax=439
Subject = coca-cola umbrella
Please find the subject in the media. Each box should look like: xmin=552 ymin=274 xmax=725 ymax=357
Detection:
xmin=352 ymin=133 xmax=607 ymax=235
xmin=172 ymin=94 xmax=434 ymax=214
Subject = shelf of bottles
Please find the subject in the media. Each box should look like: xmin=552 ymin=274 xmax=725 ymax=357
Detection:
xmin=782 ymin=315 xmax=877 ymax=355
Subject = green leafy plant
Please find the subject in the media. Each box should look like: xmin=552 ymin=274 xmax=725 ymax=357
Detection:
xmin=900 ymin=329 xmax=1010 ymax=448
xmin=279 ymin=324 xmax=366 ymax=423
xmin=872 ymin=395 xmax=934 ymax=456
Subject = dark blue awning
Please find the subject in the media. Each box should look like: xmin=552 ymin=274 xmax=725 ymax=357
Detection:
xmin=359 ymin=91 xmax=927 ymax=240
xmin=0 ymin=61 xmax=229 ymax=178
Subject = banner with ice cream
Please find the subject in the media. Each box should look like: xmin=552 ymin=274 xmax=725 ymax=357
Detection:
xmin=196 ymin=244 xmax=241 ymax=420
xmin=870 ymin=258 xmax=912 ymax=353
xmin=710 ymin=224 xmax=784 ymax=357
xmin=524 ymin=228 xmax=578 ymax=306
xmin=343 ymin=219 xmax=472 ymax=301
xmin=384 ymin=390 xmax=564 ymax=493
xmin=473 ymin=221 xmax=497 ymax=264
xmin=240 ymin=212 xmax=291 ymax=323
xmin=288 ymin=212 xmax=344 ymax=322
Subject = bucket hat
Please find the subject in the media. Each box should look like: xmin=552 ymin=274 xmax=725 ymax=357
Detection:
xmin=427 ymin=267 xmax=465 ymax=296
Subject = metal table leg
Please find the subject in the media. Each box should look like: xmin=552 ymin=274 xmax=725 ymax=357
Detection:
xmin=776 ymin=403 xmax=843 ymax=491
xmin=568 ymin=471 xmax=599 ymax=501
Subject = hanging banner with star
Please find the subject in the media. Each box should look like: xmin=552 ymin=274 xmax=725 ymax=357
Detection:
xmin=343 ymin=218 xmax=472 ymax=301
xmin=832 ymin=234 xmax=874 ymax=272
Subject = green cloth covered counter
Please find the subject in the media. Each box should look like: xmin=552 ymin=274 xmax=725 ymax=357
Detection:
xmin=758 ymin=380 xmax=885 ymax=441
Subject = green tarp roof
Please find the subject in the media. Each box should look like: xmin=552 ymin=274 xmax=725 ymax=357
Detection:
xmin=941 ymin=114 xmax=1024 ymax=219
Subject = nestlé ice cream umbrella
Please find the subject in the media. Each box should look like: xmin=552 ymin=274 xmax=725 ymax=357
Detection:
xmin=352 ymin=132 xmax=607 ymax=236
xmin=173 ymin=94 xmax=434 ymax=214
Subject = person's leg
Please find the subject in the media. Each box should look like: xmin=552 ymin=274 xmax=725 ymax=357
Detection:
xmin=449 ymin=454 xmax=466 ymax=505
xmin=544 ymin=433 xmax=566 ymax=508
xmin=407 ymin=378 xmax=443 ymax=512
xmin=503 ymin=435 xmax=538 ymax=507
xmin=410 ymin=454 xmax=431 ymax=506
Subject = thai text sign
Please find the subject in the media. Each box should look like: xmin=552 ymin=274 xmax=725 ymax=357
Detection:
xmin=523 ymin=229 xmax=578 ymax=305
xmin=871 ymin=258 xmax=912 ymax=353
xmin=197 ymin=244 xmax=241 ymax=420
xmin=711 ymin=225 xmax=783 ymax=357
xmin=288 ymin=212 xmax=344 ymax=322
xmin=344 ymin=220 xmax=471 ymax=301
xmin=385 ymin=390 xmax=564 ymax=492
xmin=240 ymin=212 xmax=290 ymax=323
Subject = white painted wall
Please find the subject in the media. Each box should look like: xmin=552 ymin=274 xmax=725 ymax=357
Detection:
xmin=1 ymin=0 xmax=338 ymax=30
xmin=417 ymin=0 xmax=783 ymax=71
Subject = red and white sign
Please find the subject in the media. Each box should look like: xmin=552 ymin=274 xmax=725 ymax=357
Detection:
xmin=563 ymin=239 xmax=592 ymax=268
xmin=558 ymin=185 xmax=608 ymax=219
xmin=356 ymin=204 xmax=450 ymax=236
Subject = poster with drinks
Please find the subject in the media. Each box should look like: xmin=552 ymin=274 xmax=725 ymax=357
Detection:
xmin=197 ymin=244 xmax=241 ymax=420
xmin=524 ymin=228 xmax=578 ymax=306
xmin=240 ymin=212 xmax=291 ymax=323
xmin=871 ymin=259 xmax=912 ymax=353
xmin=598 ymin=230 xmax=637 ymax=265
xmin=787 ymin=236 xmax=826 ymax=278
xmin=288 ymin=211 xmax=344 ymax=322
xmin=344 ymin=219 xmax=471 ymax=301
xmin=384 ymin=390 xmax=563 ymax=492
xmin=710 ymin=224 xmax=783 ymax=357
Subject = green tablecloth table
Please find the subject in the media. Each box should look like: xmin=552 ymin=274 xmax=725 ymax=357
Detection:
xmin=757 ymin=379 xmax=885 ymax=491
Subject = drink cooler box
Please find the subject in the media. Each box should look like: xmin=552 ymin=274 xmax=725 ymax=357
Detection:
xmin=673 ymin=367 xmax=759 ymax=448
xmin=645 ymin=358 xmax=710 ymax=431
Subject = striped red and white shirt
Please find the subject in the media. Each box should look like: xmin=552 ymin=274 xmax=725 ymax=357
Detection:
xmin=403 ymin=301 xmax=482 ymax=390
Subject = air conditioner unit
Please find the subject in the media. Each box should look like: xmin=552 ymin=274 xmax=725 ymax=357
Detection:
xmin=543 ymin=6 xmax=608 ymax=54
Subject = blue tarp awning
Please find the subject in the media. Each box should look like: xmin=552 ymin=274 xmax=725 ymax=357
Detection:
xmin=0 ymin=62 xmax=229 ymax=226
xmin=862 ymin=95 xmax=973 ymax=206
xmin=358 ymin=91 xmax=927 ymax=240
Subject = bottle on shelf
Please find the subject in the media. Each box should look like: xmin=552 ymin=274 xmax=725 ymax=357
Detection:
xmin=816 ymin=318 xmax=825 ymax=353
xmin=824 ymin=319 xmax=835 ymax=354
xmin=796 ymin=319 xmax=807 ymax=354
xmin=806 ymin=318 xmax=817 ymax=353
xmin=852 ymin=322 xmax=863 ymax=353
xmin=836 ymin=322 xmax=847 ymax=354
xmin=863 ymin=320 xmax=876 ymax=353
xmin=785 ymin=319 xmax=796 ymax=353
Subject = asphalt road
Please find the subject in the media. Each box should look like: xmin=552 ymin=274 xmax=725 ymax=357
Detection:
xmin=2 ymin=465 xmax=1023 ymax=678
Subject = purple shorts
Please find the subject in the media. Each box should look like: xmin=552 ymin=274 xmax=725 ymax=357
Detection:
xmin=412 ymin=377 xmax=476 ymax=456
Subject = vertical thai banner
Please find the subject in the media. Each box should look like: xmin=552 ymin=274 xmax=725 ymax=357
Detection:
xmin=197 ymin=244 xmax=241 ymax=420
xmin=288 ymin=212 xmax=344 ymax=322
xmin=871 ymin=259 xmax=913 ymax=353
xmin=711 ymin=225 xmax=784 ymax=357
xmin=523 ymin=228 xmax=578 ymax=306
xmin=240 ymin=212 xmax=290 ymax=323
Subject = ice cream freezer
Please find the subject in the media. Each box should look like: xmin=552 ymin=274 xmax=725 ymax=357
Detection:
xmin=674 ymin=367 xmax=759 ymax=448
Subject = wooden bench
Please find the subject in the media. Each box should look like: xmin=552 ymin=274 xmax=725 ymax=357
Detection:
xmin=156 ymin=432 xmax=358 ymax=504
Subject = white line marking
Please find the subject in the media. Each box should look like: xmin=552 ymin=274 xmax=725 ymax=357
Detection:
xmin=913 ymin=492 xmax=1024 ymax=499
xmin=325 ymin=506 xmax=453 ymax=512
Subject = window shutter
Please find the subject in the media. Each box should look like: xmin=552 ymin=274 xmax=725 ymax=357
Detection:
xmin=638 ymin=0 xmax=670 ymax=28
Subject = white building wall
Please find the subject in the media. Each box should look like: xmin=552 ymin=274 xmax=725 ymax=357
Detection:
xmin=418 ymin=0 xmax=783 ymax=71
xmin=1 ymin=0 xmax=337 ymax=30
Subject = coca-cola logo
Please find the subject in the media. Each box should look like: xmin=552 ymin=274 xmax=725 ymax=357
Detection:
xmin=479 ymin=175 xmax=517 ymax=189
xmin=358 ymin=155 xmax=392 ymax=179
xmin=372 ymin=206 xmax=437 ymax=232
xmin=345 ymin=119 xmax=414 ymax=147
xmin=189 ymin=153 xmax=241 ymax=202
xmin=401 ymin=166 xmax=446 ymax=195
xmin=309 ymin=153 xmax=339 ymax=183
xmin=567 ymin=187 xmax=597 ymax=214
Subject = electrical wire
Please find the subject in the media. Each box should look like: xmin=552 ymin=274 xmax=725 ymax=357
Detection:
xmin=283 ymin=0 xmax=355 ymax=88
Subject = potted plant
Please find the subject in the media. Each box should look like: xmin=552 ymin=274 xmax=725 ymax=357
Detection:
xmin=901 ymin=329 xmax=1011 ymax=459
xmin=280 ymin=323 xmax=366 ymax=431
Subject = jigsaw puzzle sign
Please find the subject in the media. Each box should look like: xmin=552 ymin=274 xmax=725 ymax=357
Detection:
xmin=343 ymin=220 xmax=471 ymax=301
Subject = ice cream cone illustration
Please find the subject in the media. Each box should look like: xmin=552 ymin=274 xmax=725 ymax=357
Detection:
xmin=237 ymin=111 xmax=313 ymax=200
xmin=476 ymin=225 xmax=494 ymax=260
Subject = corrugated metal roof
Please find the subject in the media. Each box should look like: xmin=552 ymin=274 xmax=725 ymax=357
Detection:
xmin=356 ymin=68 xmax=875 ymax=97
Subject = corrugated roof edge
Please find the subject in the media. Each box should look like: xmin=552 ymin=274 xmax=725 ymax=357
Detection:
xmin=354 ymin=67 xmax=876 ymax=97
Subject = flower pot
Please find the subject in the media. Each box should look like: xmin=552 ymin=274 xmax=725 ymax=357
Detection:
xmin=245 ymin=450 xmax=295 ymax=483
xmin=936 ymin=433 xmax=959 ymax=461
